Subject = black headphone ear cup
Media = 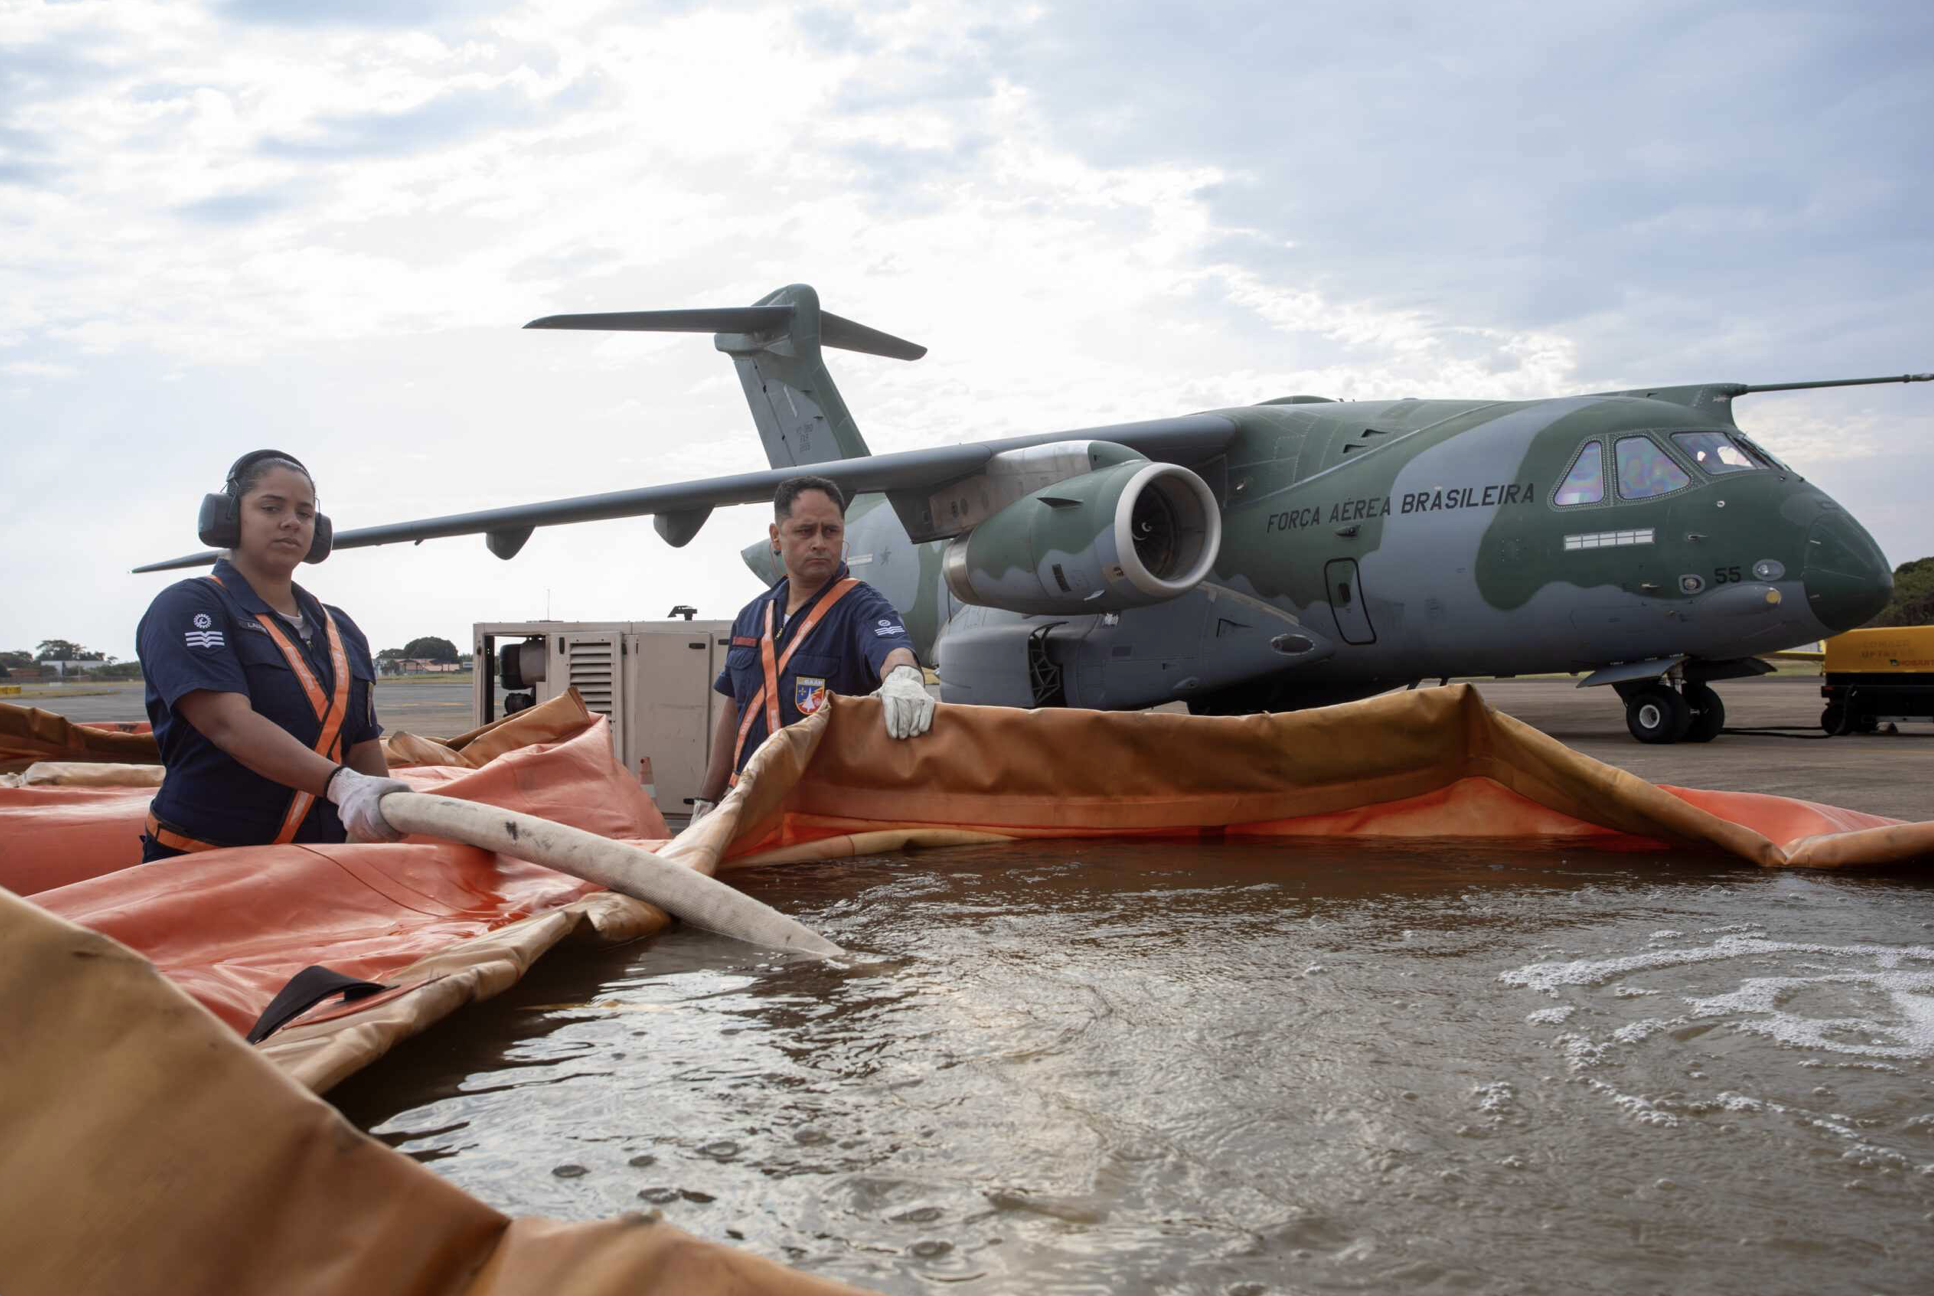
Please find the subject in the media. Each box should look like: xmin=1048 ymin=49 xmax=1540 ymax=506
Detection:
xmin=306 ymin=514 xmax=333 ymax=564
xmin=197 ymin=493 xmax=241 ymax=549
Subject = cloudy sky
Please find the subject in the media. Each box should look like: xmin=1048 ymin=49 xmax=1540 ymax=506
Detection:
xmin=3 ymin=0 xmax=1929 ymax=662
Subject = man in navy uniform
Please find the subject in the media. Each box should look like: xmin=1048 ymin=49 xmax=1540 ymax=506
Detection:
xmin=692 ymin=475 xmax=933 ymax=818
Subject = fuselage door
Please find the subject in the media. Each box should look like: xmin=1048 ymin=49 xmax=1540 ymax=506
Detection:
xmin=1324 ymin=558 xmax=1377 ymax=645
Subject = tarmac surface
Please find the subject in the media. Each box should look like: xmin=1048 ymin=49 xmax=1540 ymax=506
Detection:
xmin=5 ymin=676 xmax=479 ymax=730
xmin=9 ymin=674 xmax=1929 ymax=821
xmin=1472 ymin=675 xmax=1931 ymax=821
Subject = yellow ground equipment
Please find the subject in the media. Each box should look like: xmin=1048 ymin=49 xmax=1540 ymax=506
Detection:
xmin=1820 ymin=625 xmax=1934 ymax=734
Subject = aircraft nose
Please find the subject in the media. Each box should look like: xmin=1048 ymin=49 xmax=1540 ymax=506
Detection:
xmin=1802 ymin=509 xmax=1893 ymax=633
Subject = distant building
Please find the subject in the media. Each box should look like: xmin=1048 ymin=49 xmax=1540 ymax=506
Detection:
xmin=396 ymin=658 xmax=463 ymax=674
xmin=42 ymin=660 xmax=113 ymax=678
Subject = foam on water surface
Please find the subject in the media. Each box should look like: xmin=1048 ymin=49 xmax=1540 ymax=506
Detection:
xmin=1500 ymin=934 xmax=1934 ymax=998
xmin=1502 ymin=928 xmax=1934 ymax=1097
xmin=1498 ymin=880 xmax=1934 ymax=1204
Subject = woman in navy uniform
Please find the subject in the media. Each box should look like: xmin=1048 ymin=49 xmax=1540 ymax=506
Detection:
xmin=691 ymin=475 xmax=935 ymax=818
xmin=135 ymin=451 xmax=409 ymax=860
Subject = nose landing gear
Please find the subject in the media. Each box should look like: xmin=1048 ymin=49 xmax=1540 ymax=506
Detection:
xmin=1682 ymin=682 xmax=1726 ymax=742
xmin=1619 ymin=680 xmax=1724 ymax=744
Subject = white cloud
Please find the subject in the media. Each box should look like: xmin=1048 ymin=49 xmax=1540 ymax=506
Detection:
xmin=1 ymin=359 xmax=77 ymax=379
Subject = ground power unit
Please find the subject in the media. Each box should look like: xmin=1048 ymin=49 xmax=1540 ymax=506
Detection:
xmin=472 ymin=619 xmax=733 ymax=817
xmin=1820 ymin=625 xmax=1934 ymax=735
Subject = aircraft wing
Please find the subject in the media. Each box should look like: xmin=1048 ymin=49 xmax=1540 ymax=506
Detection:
xmin=133 ymin=414 xmax=1237 ymax=573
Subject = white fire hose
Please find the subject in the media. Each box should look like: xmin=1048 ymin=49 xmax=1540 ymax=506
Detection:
xmin=378 ymin=791 xmax=843 ymax=958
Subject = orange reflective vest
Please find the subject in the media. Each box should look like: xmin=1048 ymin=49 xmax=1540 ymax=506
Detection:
xmin=146 ymin=576 xmax=351 ymax=853
xmin=728 ymin=577 xmax=859 ymax=787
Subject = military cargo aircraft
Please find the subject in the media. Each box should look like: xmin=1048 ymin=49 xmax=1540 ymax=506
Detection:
xmin=137 ymin=284 xmax=1925 ymax=744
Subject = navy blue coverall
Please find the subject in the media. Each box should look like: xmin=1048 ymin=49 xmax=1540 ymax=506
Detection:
xmin=136 ymin=557 xmax=381 ymax=860
xmin=715 ymin=562 xmax=914 ymax=775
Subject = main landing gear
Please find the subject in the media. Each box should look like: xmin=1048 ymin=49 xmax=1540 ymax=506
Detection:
xmin=1618 ymin=680 xmax=1724 ymax=745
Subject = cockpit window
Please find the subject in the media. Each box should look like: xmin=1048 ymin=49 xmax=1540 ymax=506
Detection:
xmin=1732 ymin=433 xmax=1795 ymax=474
xmin=1615 ymin=436 xmax=1691 ymax=500
xmin=1554 ymin=440 xmax=1604 ymax=506
xmin=1671 ymin=431 xmax=1757 ymax=475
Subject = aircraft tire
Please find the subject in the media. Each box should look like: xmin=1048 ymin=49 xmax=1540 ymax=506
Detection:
xmin=1682 ymin=683 xmax=1725 ymax=743
xmin=1626 ymin=685 xmax=1691 ymax=744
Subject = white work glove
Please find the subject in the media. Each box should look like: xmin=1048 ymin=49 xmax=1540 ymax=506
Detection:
xmin=325 ymin=766 xmax=411 ymax=843
xmin=874 ymin=664 xmax=935 ymax=740
xmin=690 ymin=798 xmax=717 ymax=824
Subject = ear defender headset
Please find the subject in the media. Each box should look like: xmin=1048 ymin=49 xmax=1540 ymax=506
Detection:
xmin=197 ymin=449 xmax=334 ymax=562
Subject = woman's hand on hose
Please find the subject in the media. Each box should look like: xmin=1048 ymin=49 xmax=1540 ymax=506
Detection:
xmin=326 ymin=766 xmax=412 ymax=842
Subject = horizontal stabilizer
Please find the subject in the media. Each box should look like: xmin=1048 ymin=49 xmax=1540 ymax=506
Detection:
xmin=525 ymin=306 xmax=926 ymax=361
xmin=525 ymin=307 xmax=790 ymax=335
xmin=526 ymin=284 xmax=921 ymax=469
xmin=818 ymin=312 xmax=928 ymax=361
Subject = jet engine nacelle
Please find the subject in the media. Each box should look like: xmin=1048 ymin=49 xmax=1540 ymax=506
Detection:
xmin=941 ymin=451 xmax=1221 ymax=614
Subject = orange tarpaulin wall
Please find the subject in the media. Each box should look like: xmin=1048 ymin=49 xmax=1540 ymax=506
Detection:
xmin=0 ymin=690 xmax=614 ymax=893
xmin=689 ymin=684 xmax=1932 ymax=873
xmin=5 ymin=717 xmax=671 ymax=1088
xmin=0 ymin=686 xmax=588 ymax=778
xmin=0 ymin=701 xmax=151 ymax=772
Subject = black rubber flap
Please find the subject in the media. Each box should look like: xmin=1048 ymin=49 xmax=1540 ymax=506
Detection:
xmin=245 ymin=965 xmax=388 ymax=1044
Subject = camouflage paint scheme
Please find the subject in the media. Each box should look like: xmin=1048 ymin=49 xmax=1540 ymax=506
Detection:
xmin=136 ymin=284 xmax=1907 ymax=733
xmin=824 ymin=384 xmax=1892 ymax=715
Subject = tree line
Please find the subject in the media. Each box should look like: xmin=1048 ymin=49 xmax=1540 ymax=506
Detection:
xmin=4 ymin=635 xmax=471 ymax=680
xmin=1 ymin=641 xmax=141 ymax=681
xmin=1865 ymin=557 xmax=1934 ymax=629
xmin=380 ymin=635 xmax=462 ymax=663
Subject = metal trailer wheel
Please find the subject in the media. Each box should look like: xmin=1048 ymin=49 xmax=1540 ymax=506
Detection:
xmin=1626 ymin=684 xmax=1692 ymax=744
xmin=1682 ymin=682 xmax=1725 ymax=743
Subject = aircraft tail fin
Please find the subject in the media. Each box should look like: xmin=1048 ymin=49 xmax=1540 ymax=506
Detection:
xmin=526 ymin=284 xmax=924 ymax=469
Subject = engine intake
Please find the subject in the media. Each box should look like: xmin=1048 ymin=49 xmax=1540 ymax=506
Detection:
xmin=942 ymin=458 xmax=1221 ymax=614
